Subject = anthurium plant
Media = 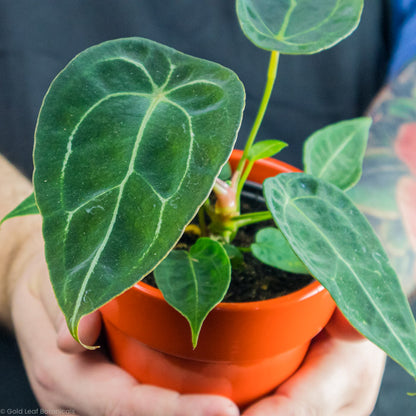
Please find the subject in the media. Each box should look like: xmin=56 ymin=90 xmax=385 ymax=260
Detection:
xmin=3 ymin=0 xmax=416 ymax=381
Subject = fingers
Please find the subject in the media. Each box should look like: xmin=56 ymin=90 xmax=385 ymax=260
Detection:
xmin=242 ymin=332 xmax=386 ymax=416
xmin=11 ymin=257 xmax=240 ymax=416
xmin=62 ymin=360 xmax=240 ymax=416
xmin=22 ymin=253 xmax=102 ymax=352
xmin=325 ymin=307 xmax=366 ymax=341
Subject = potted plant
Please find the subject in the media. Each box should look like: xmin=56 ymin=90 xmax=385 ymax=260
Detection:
xmin=2 ymin=0 xmax=416 ymax=407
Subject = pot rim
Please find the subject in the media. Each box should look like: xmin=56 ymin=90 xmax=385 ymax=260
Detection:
xmin=132 ymin=149 xmax=325 ymax=312
xmin=134 ymin=277 xmax=324 ymax=311
xmin=102 ymin=149 xmax=336 ymax=364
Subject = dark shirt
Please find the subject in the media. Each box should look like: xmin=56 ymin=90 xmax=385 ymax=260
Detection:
xmin=0 ymin=0 xmax=390 ymax=177
xmin=0 ymin=0 xmax=415 ymax=412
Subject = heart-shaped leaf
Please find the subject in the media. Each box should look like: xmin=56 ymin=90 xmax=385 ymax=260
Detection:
xmin=154 ymin=238 xmax=231 ymax=347
xmin=247 ymin=140 xmax=288 ymax=162
xmin=264 ymin=172 xmax=416 ymax=378
xmin=236 ymin=0 xmax=364 ymax=54
xmin=1 ymin=193 xmax=39 ymax=225
xmin=251 ymin=227 xmax=309 ymax=274
xmin=33 ymin=38 xmax=245 ymax=342
xmin=303 ymin=118 xmax=371 ymax=191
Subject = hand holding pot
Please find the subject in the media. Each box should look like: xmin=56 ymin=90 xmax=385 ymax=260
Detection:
xmin=242 ymin=310 xmax=386 ymax=416
xmin=10 ymin=253 xmax=240 ymax=416
xmin=7 ymin=248 xmax=387 ymax=416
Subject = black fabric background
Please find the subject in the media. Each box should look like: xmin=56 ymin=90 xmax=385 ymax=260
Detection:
xmin=0 ymin=0 xmax=390 ymax=177
xmin=1 ymin=0 xmax=414 ymax=413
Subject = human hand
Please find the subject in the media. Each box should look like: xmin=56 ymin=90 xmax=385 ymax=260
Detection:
xmin=10 ymin=253 xmax=240 ymax=416
xmin=242 ymin=308 xmax=386 ymax=416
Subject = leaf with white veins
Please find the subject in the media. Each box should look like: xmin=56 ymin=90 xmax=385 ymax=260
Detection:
xmin=33 ymin=38 xmax=245 ymax=342
xmin=303 ymin=118 xmax=371 ymax=191
xmin=154 ymin=238 xmax=231 ymax=347
xmin=264 ymin=172 xmax=416 ymax=378
xmin=236 ymin=0 xmax=364 ymax=54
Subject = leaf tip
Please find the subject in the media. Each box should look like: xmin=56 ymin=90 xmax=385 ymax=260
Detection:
xmin=191 ymin=324 xmax=202 ymax=349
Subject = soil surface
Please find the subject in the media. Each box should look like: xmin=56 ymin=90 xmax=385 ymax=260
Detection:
xmin=143 ymin=182 xmax=313 ymax=302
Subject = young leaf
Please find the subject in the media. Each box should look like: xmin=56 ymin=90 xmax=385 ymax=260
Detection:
xmin=303 ymin=118 xmax=371 ymax=191
xmin=219 ymin=162 xmax=232 ymax=181
xmin=251 ymin=227 xmax=309 ymax=274
xmin=0 ymin=193 xmax=39 ymax=225
xmin=223 ymin=243 xmax=245 ymax=269
xmin=33 ymin=38 xmax=245 ymax=343
xmin=154 ymin=238 xmax=231 ymax=347
xmin=236 ymin=0 xmax=364 ymax=54
xmin=247 ymin=140 xmax=287 ymax=162
xmin=264 ymin=172 xmax=416 ymax=379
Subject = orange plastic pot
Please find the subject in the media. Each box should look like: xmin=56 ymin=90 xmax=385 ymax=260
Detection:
xmin=100 ymin=150 xmax=336 ymax=407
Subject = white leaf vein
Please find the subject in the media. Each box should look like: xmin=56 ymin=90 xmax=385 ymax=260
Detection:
xmin=276 ymin=179 xmax=416 ymax=368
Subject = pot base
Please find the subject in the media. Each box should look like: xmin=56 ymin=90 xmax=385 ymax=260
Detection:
xmin=103 ymin=318 xmax=310 ymax=407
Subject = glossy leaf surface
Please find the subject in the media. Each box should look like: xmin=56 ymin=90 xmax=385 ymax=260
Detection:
xmin=236 ymin=0 xmax=364 ymax=54
xmin=264 ymin=172 xmax=416 ymax=378
xmin=33 ymin=38 xmax=245 ymax=341
xmin=0 ymin=193 xmax=39 ymax=225
xmin=303 ymin=118 xmax=371 ymax=191
xmin=154 ymin=238 xmax=231 ymax=347
xmin=251 ymin=227 xmax=309 ymax=274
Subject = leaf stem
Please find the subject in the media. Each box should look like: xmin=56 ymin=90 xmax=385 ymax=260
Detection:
xmin=234 ymin=51 xmax=280 ymax=182
xmin=229 ymin=210 xmax=273 ymax=228
xmin=237 ymin=246 xmax=252 ymax=253
xmin=236 ymin=159 xmax=255 ymax=210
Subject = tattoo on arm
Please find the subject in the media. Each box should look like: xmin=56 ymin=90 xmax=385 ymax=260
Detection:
xmin=348 ymin=59 xmax=416 ymax=298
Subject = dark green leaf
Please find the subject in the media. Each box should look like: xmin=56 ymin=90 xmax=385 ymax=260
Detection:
xmin=1 ymin=193 xmax=39 ymax=225
xmin=247 ymin=140 xmax=287 ymax=162
xmin=154 ymin=238 xmax=231 ymax=347
xmin=303 ymin=118 xmax=371 ymax=191
xmin=264 ymin=172 xmax=416 ymax=378
xmin=251 ymin=227 xmax=309 ymax=274
xmin=236 ymin=0 xmax=364 ymax=54
xmin=33 ymin=38 xmax=245 ymax=342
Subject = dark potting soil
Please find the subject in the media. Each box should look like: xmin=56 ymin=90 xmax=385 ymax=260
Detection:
xmin=143 ymin=182 xmax=313 ymax=303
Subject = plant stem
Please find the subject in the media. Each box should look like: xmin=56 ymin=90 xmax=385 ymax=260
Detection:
xmin=237 ymin=246 xmax=252 ymax=253
xmin=229 ymin=210 xmax=273 ymax=228
xmin=234 ymin=50 xmax=280 ymax=183
xmin=236 ymin=159 xmax=255 ymax=210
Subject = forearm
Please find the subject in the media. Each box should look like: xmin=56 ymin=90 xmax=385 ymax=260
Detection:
xmin=349 ymin=58 xmax=416 ymax=297
xmin=0 ymin=154 xmax=43 ymax=327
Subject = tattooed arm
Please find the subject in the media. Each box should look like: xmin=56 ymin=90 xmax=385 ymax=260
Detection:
xmin=349 ymin=58 xmax=416 ymax=298
xmin=242 ymin=59 xmax=416 ymax=416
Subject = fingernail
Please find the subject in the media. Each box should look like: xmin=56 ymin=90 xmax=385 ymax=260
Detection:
xmin=209 ymin=402 xmax=240 ymax=416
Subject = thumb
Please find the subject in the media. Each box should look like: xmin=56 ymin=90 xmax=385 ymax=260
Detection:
xmin=30 ymin=256 xmax=102 ymax=353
